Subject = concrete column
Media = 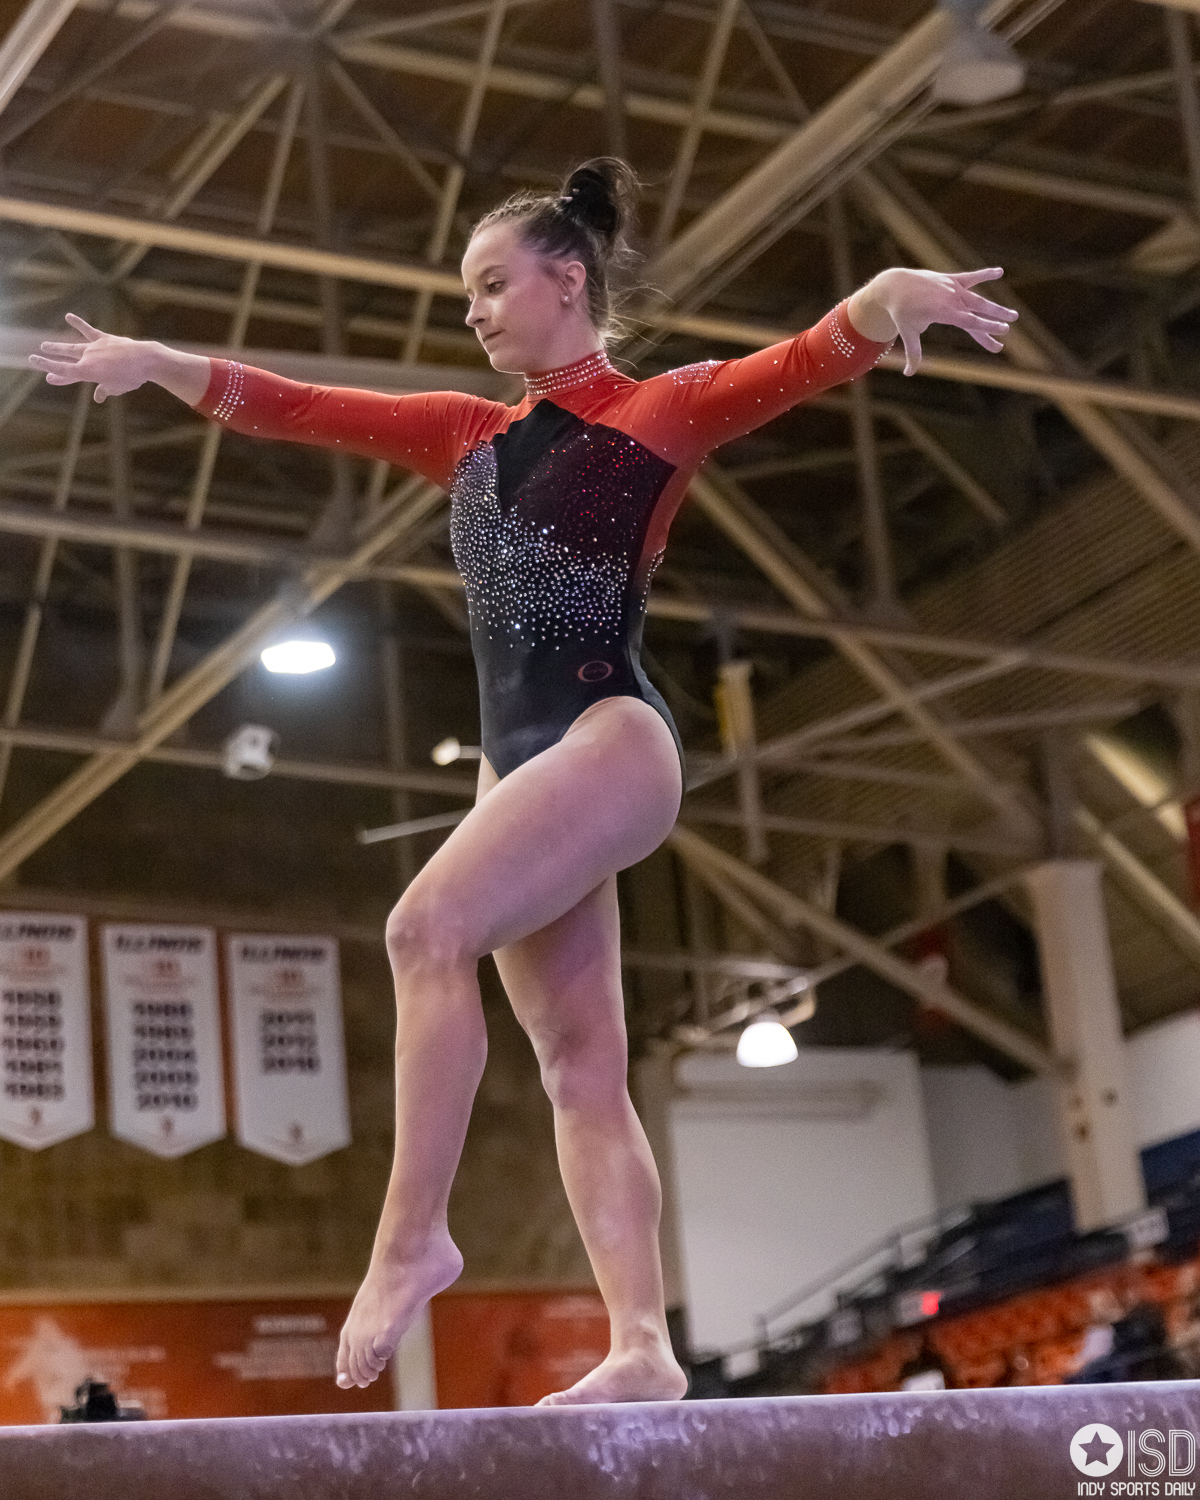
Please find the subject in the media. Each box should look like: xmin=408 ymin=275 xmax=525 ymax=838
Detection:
xmin=1024 ymin=860 xmax=1145 ymax=1232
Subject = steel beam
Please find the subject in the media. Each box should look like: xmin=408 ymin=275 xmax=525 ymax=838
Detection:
xmin=687 ymin=465 xmax=1040 ymax=837
xmin=882 ymin=408 xmax=1007 ymax=528
xmin=681 ymin=805 xmax=1030 ymax=858
xmin=0 ymin=197 xmax=465 ymax=296
xmin=827 ymin=189 xmax=897 ymax=613
xmin=0 ymin=0 xmax=186 ymax=149
xmin=1074 ymin=803 xmax=1200 ymax=970
xmin=325 ymin=58 xmax=441 ymax=202
xmin=147 ymin=77 xmax=307 ymax=702
xmin=853 ymin=165 xmax=1200 ymax=561
xmin=642 ymin=0 xmax=1024 ymax=305
xmin=672 ymin=850 xmax=806 ymax=965
xmin=0 ymin=720 xmax=478 ymax=797
xmin=0 ymin=0 xmax=76 ymax=117
xmin=0 ymin=370 xmax=38 ymax=432
xmin=100 ymin=388 xmax=145 ymax=731
xmin=0 ymin=494 xmax=1196 ymax=689
xmin=893 ymin=146 xmax=1187 ymax=221
xmin=332 ymin=33 xmax=788 ymax=144
xmin=0 ymin=384 xmax=88 ymax=805
xmin=1168 ymin=7 xmax=1200 ymax=217
xmin=108 ymin=71 xmax=290 ymax=283
xmin=670 ymin=823 xmax=1054 ymax=1073
xmin=0 ymin=476 xmax=447 ymax=880
xmin=590 ymin=0 xmax=626 ymax=158
xmin=814 ymin=702 xmax=1147 ymax=752
xmin=652 ymin=0 xmax=740 ymax=251
xmin=1 ymin=201 xmax=1196 ymax=421
xmin=120 ymin=276 xmax=478 ymax=352
xmin=404 ymin=0 xmax=507 ymax=363
xmin=18 ymin=2 xmax=1191 ymax=186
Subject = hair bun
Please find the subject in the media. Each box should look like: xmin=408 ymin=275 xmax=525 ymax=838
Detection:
xmin=559 ymin=165 xmax=620 ymax=237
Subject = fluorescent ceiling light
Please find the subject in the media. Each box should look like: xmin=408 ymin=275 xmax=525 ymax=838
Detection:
xmin=260 ymin=639 xmax=336 ymax=674
xmin=736 ymin=1016 xmax=799 ymax=1068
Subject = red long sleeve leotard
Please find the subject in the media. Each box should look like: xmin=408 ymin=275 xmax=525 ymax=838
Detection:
xmin=195 ymin=302 xmax=890 ymax=777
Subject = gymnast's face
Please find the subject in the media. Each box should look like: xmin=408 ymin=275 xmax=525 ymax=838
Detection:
xmin=462 ymin=221 xmax=595 ymax=374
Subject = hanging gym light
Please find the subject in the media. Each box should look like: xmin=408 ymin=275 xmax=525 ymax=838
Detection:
xmin=736 ymin=1014 xmax=800 ymax=1068
xmin=932 ymin=0 xmax=1026 ymax=106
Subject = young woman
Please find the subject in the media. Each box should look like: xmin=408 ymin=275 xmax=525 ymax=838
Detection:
xmin=31 ymin=159 xmax=1016 ymax=1406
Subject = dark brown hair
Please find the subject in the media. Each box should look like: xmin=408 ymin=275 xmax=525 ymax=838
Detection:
xmin=470 ymin=158 xmax=641 ymax=342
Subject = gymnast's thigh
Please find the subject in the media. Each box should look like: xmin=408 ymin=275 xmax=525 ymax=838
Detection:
xmin=401 ymin=697 xmax=681 ymax=959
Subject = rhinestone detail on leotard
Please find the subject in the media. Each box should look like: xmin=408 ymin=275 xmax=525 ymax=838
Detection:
xmin=829 ymin=304 xmax=858 ymax=361
xmin=669 ymin=360 xmax=721 ymax=385
xmin=524 ymin=349 xmax=615 ymax=398
xmin=450 ymin=444 xmax=628 ymax=646
xmin=211 ymin=360 xmax=245 ymax=420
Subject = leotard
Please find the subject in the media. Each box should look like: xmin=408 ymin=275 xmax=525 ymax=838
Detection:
xmin=194 ymin=303 xmax=890 ymax=778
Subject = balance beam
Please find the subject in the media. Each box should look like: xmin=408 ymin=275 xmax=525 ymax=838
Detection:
xmin=3 ymin=1384 xmax=1200 ymax=1498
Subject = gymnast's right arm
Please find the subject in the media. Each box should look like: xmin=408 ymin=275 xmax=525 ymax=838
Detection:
xmin=30 ymin=314 xmax=500 ymax=490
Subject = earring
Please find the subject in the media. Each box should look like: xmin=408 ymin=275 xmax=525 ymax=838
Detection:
xmin=562 ymin=294 xmax=570 ymax=304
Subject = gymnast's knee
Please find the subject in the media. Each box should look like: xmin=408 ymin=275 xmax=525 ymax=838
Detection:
xmin=385 ymin=889 xmax=479 ymax=973
xmin=536 ymin=1027 xmax=629 ymax=1114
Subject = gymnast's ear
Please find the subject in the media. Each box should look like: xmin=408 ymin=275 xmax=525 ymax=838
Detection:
xmin=554 ymin=259 xmax=589 ymax=304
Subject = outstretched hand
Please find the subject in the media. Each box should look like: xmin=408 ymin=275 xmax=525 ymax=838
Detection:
xmin=854 ymin=267 xmax=1018 ymax=376
xmin=28 ymin=313 xmax=157 ymax=402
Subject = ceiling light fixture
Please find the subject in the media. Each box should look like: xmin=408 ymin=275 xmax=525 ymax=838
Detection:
xmin=736 ymin=1014 xmax=799 ymax=1069
xmin=932 ymin=1 xmax=1026 ymax=106
xmin=260 ymin=639 xmax=336 ymax=674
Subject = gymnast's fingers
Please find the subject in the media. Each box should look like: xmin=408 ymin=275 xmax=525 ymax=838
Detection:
xmin=952 ymin=266 xmax=1005 ymax=289
xmin=63 ymin=312 xmax=106 ymax=341
xmin=960 ymin=290 xmax=1018 ymax=321
xmin=36 ymin=340 xmax=86 ymax=360
xmin=897 ymin=323 xmax=923 ymax=377
xmin=28 ymin=355 xmax=85 ymax=380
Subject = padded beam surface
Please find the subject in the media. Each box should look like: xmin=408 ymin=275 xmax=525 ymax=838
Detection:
xmin=3 ymin=1384 xmax=1200 ymax=1498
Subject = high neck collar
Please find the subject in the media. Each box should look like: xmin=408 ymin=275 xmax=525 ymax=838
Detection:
xmin=524 ymin=348 xmax=614 ymax=399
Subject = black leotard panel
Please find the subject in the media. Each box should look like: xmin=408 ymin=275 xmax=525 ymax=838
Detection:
xmin=450 ymin=400 xmax=679 ymax=777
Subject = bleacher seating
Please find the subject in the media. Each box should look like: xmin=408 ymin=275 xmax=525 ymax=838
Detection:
xmin=697 ymin=1125 xmax=1200 ymax=1399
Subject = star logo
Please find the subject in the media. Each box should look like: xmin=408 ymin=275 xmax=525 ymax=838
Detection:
xmin=1070 ymin=1424 xmax=1124 ymax=1476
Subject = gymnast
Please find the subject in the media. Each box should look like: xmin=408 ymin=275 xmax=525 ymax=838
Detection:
xmin=30 ymin=158 xmax=1016 ymax=1405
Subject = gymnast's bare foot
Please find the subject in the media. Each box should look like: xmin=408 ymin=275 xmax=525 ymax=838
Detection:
xmin=536 ymin=1338 xmax=688 ymax=1406
xmin=336 ymin=1230 xmax=463 ymax=1389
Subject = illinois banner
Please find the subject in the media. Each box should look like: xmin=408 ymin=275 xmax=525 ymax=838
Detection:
xmin=101 ymin=925 xmax=226 ymax=1158
xmin=227 ymin=935 xmax=350 ymax=1165
xmin=0 ymin=912 xmax=93 ymax=1149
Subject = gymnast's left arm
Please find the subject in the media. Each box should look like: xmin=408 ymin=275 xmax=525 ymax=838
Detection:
xmin=645 ymin=266 xmax=1017 ymax=459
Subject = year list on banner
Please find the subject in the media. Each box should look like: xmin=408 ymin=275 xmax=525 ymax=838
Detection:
xmin=0 ymin=912 xmax=93 ymax=1149
xmin=101 ymin=925 xmax=226 ymax=1158
xmin=226 ymin=935 xmax=350 ymax=1165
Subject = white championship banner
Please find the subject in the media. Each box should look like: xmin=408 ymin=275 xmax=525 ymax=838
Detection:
xmin=227 ymin=935 xmax=350 ymax=1165
xmin=0 ymin=912 xmax=93 ymax=1149
xmin=101 ymin=925 xmax=226 ymax=1158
